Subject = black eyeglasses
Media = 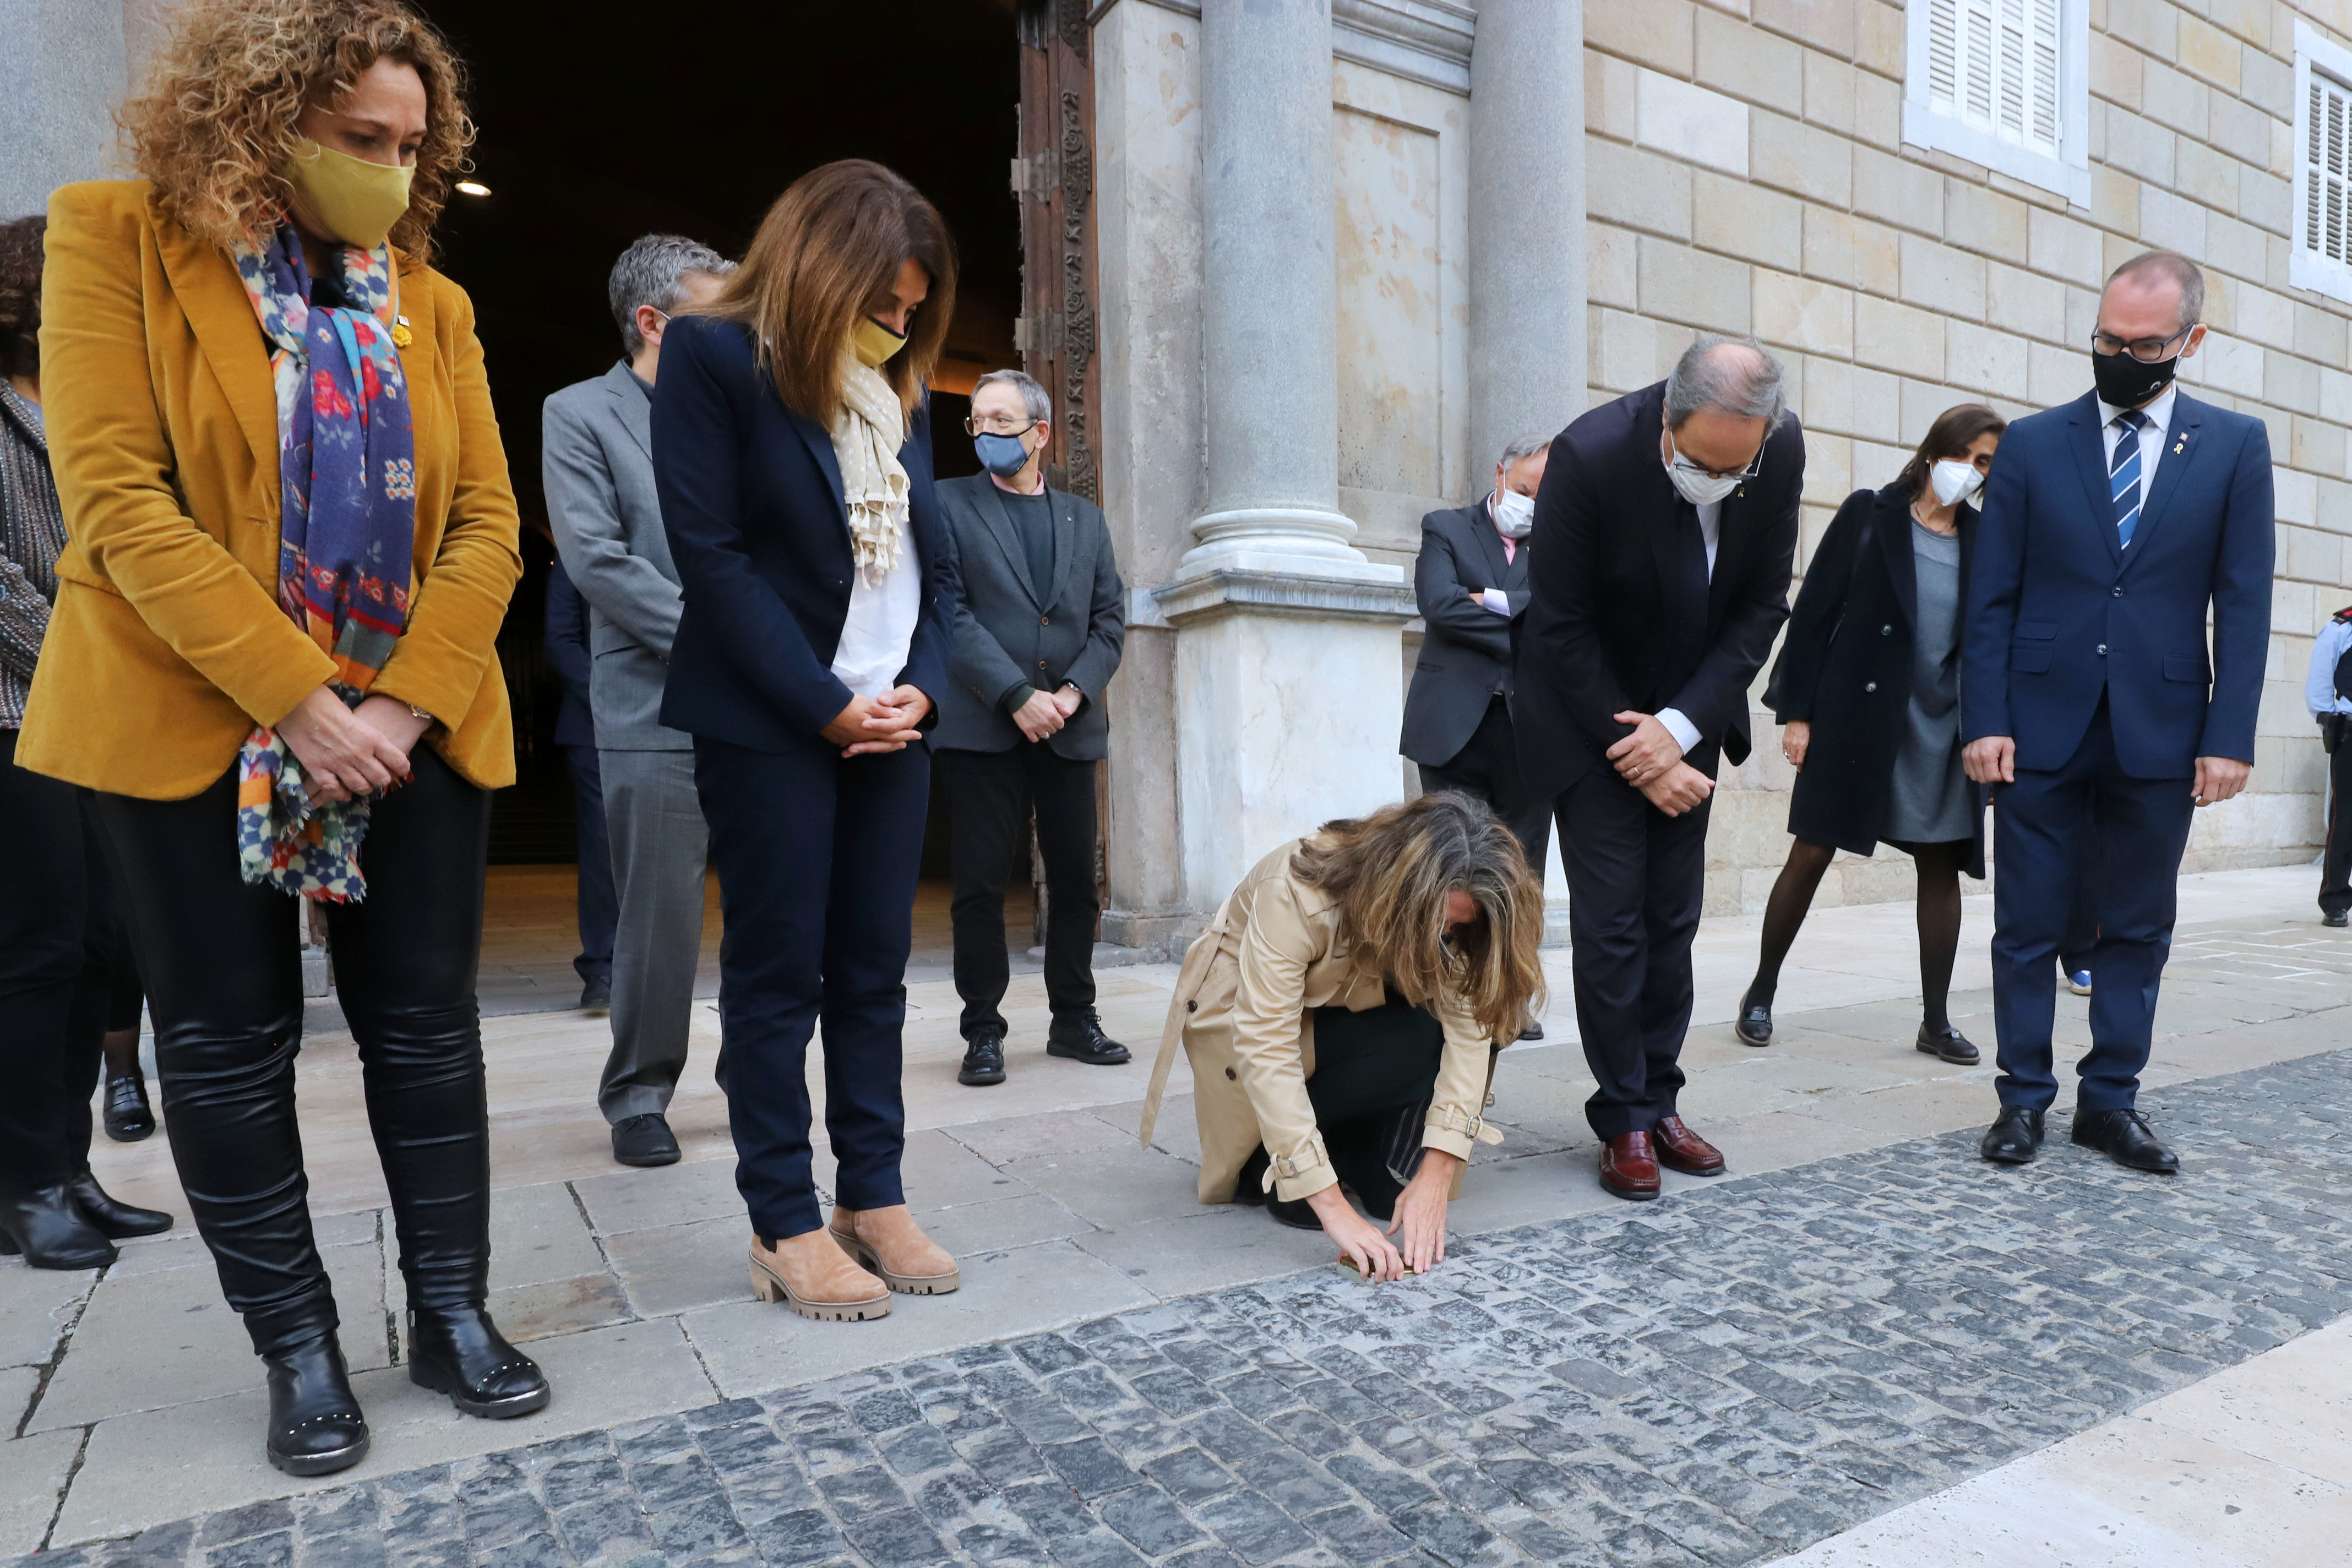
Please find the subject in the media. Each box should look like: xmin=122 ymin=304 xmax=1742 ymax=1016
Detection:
xmin=2090 ymin=325 xmax=2195 ymax=363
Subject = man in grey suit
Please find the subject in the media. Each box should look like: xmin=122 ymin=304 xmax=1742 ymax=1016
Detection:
xmin=1402 ymin=434 xmax=1550 ymax=1038
xmin=936 ymin=369 xmax=1129 ymax=1088
xmin=543 ymin=235 xmax=733 ymax=1168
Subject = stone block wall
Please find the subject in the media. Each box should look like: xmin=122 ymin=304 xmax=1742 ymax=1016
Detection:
xmin=1585 ymin=0 xmax=2350 ymax=913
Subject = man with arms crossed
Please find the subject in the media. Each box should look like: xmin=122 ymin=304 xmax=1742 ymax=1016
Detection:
xmin=545 ymin=235 xmax=733 ymax=1168
xmin=1516 ymin=336 xmax=1804 ymax=1201
xmin=1966 ymin=252 xmax=2274 ymax=1173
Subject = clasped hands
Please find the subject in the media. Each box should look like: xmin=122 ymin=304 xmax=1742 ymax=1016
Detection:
xmin=1963 ymin=736 xmax=2250 ymax=807
xmin=821 ymin=685 xmax=935 ymax=757
xmin=275 ymin=684 xmax=431 ymax=805
xmin=1607 ymin=710 xmax=1713 ymax=816
xmin=1012 ymin=683 xmax=1082 ymax=743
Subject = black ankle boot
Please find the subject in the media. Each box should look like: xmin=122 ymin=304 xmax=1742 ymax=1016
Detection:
xmin=264 ymin=1337 xmax=369 ymax=1477
xmin=0 ymin=1182 xmax=118 ymax=1271
xmin=103 ymin=1071 xmax=155 ymax=1141
xmin=65 ymin=1170 xmax=173 ymax=1238
xmin=407 ymin=1305 xmax=549 ymax=1419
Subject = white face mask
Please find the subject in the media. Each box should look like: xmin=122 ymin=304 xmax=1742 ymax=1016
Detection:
xmin=1930 ymin=459 xmax=1984 ymax=508
xmin=1664 ymin=458 xmax=1741 ymax=507
xmin=1492 ymin=488 xmax=1535 ymax=538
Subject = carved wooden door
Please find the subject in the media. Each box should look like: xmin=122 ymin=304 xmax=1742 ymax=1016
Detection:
xmin=1014 ymin=0 xmax=1099 ymax=503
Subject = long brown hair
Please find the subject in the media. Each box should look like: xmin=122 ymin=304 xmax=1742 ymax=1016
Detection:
xmin=1894 ymin=403 xmax=2007 ymax=500
xmin=703 ymin=159 xmax=957 ymax=424
xmin=118 ymin=0 xmax=473 ymax=265
xmin=1289 ymin=792 xmax=1547 ymax=1042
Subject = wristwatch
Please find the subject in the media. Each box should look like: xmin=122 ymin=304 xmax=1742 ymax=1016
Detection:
xmin=406 ymin=703 xmax=434 ymax=725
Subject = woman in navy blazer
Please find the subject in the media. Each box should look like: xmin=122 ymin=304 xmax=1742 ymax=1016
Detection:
xmin=651 ymin=161 xmax=961 ymax=1321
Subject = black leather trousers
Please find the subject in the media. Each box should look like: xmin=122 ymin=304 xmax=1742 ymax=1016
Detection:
xmin=92 ymin=749 xmax=492 ymax=1357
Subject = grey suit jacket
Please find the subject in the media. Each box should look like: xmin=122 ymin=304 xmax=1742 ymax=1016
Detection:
xmin=936 ymin=473 xmax=1125 ymax=759
xmin=1400 ymin=499 xmax=1532 ymax=767
xmin=543 ymin=362 xmax=689 ymax=751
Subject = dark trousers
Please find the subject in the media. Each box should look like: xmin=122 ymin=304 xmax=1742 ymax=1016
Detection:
xmin=1989 ymin=700 xmax=2196 ymax=1114
xmin=92 ymin=751 xmax=493 ymax=1355
xmin=1557 ymin=761 xmax=1712 ymax=1140
xmin=2059 ymin=834 xmax=2101 ymax=974
xmin=694 ymin=734 xmax=928 ymax=1240
xmin=940 ymin=744 xmax=1100 ymax=1039
xmin=0 ymin=728 xmax=119 ymax=1189
xmin=2322 ymin=730 xmax=2352 ymax=918
xmin=563 ymin=742 xmax=616 ymax=987
xmin=1418 ymin=696 xmax=1554 ymax=870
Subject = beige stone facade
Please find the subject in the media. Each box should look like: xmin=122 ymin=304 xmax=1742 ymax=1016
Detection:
xmin=1586 ymin=0 xmax=2350 ymax=913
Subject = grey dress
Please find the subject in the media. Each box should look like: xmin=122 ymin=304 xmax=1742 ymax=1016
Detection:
xmin=1882 ymin=519 xmax=1972 ymax=843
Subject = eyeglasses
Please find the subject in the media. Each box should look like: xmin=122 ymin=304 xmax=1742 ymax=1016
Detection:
xmin=1667 ymin=433 xmax=1766 ymax=483
xmin=2090 ymin=325 xmax=2195 ymax=363
xmin=964 ymin=414 xmax=1039 ymax=437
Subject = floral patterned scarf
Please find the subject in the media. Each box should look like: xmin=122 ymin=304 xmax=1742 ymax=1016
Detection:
xmin=231 ymin=226 xmax=417 ymax=901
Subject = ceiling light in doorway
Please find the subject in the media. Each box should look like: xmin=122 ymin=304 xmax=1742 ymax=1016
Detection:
xmin=455 ymin=180 xmax=492 ymax=197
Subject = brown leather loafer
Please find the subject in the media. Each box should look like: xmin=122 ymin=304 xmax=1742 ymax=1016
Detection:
xmin=1599 ymin=1132 xmax=1660 ymax=1201
xmin=1652 ymin=1115 xmax=1725 ymax=1176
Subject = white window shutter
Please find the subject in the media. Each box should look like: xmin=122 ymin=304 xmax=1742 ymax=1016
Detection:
xmin=2308 ymin=71 xmax=2352 ymax=266
xmin=1925 ymin=0 xmax=2061 ymax=160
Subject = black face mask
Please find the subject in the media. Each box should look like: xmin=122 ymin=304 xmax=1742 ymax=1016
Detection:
xmin=2091 ymin=347 xmax=2179 ymax=409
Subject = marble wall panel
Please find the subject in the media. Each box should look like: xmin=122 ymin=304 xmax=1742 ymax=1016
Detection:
xmin=1335 ymin=104 xmax=1444 ymax=502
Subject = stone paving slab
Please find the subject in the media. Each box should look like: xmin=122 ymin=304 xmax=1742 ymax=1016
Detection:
xmin=11 ymin=1047 xmax=2346 ymax=1568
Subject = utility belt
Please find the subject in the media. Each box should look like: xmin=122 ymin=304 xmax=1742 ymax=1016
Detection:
xmin=2323 ymin=712 xmax=2350 ymax=755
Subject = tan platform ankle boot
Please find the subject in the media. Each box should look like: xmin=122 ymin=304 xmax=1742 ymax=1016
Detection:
xmin=749 ymin=1230 xmax=891 ymax=1321
xmin=829 ymin=1204 xmax=961 ymax=1294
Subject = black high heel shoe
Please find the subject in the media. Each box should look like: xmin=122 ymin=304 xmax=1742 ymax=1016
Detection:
xmin=103 ymin=1072 xmax=155 ymax=1142
xmin=264 ymin=1337 xmax=370 ymax=1477
xmin=66 ymin=1170 xmax=173 ymax=1239
xmin=0 ymin=1183 xmax=118 ymax=1271
xmin=407 ymin=1305 xmax=549 ymax=1419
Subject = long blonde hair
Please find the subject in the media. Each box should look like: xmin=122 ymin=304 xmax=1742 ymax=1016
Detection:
xmin=1289 ymin=792 xmax=1547 ymax=1041
xmin=703 ymin=159 xmax=957 ymax=425
xmin=118 ymin=0 xmax=473 ymax=264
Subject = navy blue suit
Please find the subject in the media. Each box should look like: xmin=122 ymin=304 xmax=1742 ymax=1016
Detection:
xmin=542 ymin=558 xmax=614 ymax=988
xmin=1963 ymin=386 xmax=2274 ymax=1114
xmin=651 ymin=314 xmax=954 ymax=1239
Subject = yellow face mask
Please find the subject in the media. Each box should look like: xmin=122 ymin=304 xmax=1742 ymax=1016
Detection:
xmin=287 ymin=138 xmax=413 ymax=252
xmin=853 ymin=316 xmax=908 ymax=368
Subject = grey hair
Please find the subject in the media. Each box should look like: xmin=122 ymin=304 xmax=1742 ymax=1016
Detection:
xmin=1663 ymin=334 xmax=1788 ymax=433
xmin=609 ymin=234 xmax=734 ymax=360
xmin=973 ymin=367 xmax=1052 ymax=424
xmin=2107 ymin=250 xmax=2205 ymax=330
xmin=1495 ymin=433 xmax=1551 ymax=473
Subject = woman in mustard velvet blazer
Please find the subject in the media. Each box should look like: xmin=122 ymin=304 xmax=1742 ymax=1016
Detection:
xmin=23 ymin=0 xmax=543 ymax=1478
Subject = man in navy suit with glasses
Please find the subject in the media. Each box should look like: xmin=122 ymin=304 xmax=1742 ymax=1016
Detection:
xmin=1964 ymin=251 xmax=2275 ymax=1174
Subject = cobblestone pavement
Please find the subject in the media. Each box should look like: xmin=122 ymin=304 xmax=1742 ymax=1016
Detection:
xmin=13 ymin=1047 xmax=2349 ymax=1568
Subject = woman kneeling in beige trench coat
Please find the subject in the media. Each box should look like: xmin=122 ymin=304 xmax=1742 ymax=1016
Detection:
xmin=1138 ymin=793 xmax=1544 ymax=1281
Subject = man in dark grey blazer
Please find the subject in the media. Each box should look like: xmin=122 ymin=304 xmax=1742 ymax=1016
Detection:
xmin=1404 ymin=435 xmax=1550 ymax=858
xmin=544 ymin=235 xmax=732 ymax=1168
xmin=936 ymin=369 xmax=1128 ymax=1088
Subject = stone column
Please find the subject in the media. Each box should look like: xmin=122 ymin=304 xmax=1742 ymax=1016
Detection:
xmin=1160 ymin=0 xmax=1415 ymax=910
xmin=1 ymin=0 xmax=132 ymax=220
xmin=1468 ymin=0 xmax=1587 ymax=483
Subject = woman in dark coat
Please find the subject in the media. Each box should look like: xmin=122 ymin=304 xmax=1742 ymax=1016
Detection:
xmin=1738 ymin=405 xmax=2006 ymax=1062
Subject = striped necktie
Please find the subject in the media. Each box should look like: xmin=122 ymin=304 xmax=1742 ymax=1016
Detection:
xmin=2110 ymin=409 xmax=2148 ymax=547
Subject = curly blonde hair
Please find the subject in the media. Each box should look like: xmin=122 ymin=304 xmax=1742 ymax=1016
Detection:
xmin=118 ymin=0 xmax=473 ymax=263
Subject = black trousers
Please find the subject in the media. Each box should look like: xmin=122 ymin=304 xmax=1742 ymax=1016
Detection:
xmin=92 ymin=750 xmax=492 ymax=1356
xmin=2323 ymin=729 xmax=2352 ymax=918
xmin=563 ymin=742 xmax=616 ymax=987
xmin=1418 ymin=696 xmax=1553 ymax=871
xmin=694 ymin=734 xmax=929 ymax=1239
xmin=0 ymin=728 xmax=122 ymax=1189
xmin=1556 ymin=760 xmax=1712 ymax=1140
xmin=940 ymin=745 xmax=1100 ymax=1039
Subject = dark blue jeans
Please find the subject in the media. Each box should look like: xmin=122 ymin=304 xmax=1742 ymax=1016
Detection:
xmin=694 ymin=733 xmax=930 ymax=1240
xmin=1989 ymin=700 xmax=2195 ymax=1114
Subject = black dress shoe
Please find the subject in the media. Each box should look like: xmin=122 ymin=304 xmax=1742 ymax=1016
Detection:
xmin=1047 ymin=1014 xmax=1131 ymax=1066
xmin=102 ymin=1072 xmax=155 ymax=1141
xmin=2071 ymin=1107 xmax=2178 ymax=1174
xmin=610 ymin=1113 xmax=680 ymax=1168
xmin=407 ymin=1305 xmax=550 ymax=1419
xmin=579 ymin=977 xmax=611 ymax=1014
xmin=65 ymin=1170 xmax=172 ymax=1238
xmin=2326 ymin=910 xmax=2349 ymax=928
xmin=1979 ymin=1106 xmax=2045 ymax=1165
xmin=1517 ymin=1022 xmax=1545 ymax=1042
xmin=0 ymin=1183 xmax=118 ymax=1270
xmin=1734 ymin=991 xmax=1773 ymax=1047
xmin=957 ymin=1028 xmax=1007 ymax=1086
xmin=264 ymin=1337 xmax=370 ymax=1477
xmin=1915 ymin=1024 xmax=1980 ymax=1065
